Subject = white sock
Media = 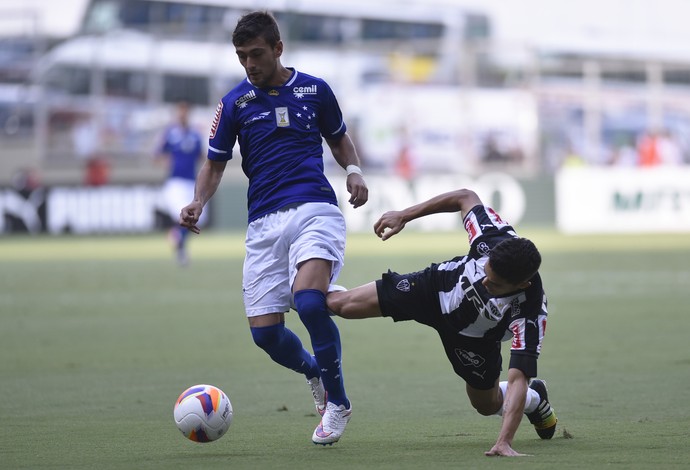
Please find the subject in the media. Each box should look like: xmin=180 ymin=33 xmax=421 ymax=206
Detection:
xmin=494 ymin=381 xmax=541 ymax=416
xmin=524 ymin=386 xmax=541 ymax=414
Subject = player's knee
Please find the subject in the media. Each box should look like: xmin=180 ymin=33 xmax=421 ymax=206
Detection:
xmin=467 ymin=390 xmax=502 ymax=416
xmin=472 ymin=403 xmax=498 ymax=416
xmin=250 ymin=323 xmax=283 ymax=350
xmin=469 ymin=396 xmax=502 ymax=416
xmin=293 ymin=289 xmax=326 ymax=321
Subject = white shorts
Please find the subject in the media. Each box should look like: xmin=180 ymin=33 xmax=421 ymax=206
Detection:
xmin=162 ymin=177 xmax=208 ymax=226
xmin=242 ymin=202 xmax=346 ymax=317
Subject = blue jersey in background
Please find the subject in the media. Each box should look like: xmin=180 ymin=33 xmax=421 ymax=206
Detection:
xmin=159 ymin=124 xmax=203 ymax=181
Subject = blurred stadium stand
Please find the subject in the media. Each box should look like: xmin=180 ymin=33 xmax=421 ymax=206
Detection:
xmin=0 ymin=0 xmax=689 ymax=235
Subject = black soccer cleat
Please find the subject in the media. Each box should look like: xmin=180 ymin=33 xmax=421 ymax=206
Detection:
xmin=525 ymin=379 xmax=558 ymax=439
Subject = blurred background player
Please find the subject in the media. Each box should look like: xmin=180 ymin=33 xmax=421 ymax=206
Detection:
xmin=327 ymin=188 xmax=557 ymax=457
xmin=156 ymin=101 xmax=204 ymax=266
xmin=179 ymin=11 xmax=368 ymax=445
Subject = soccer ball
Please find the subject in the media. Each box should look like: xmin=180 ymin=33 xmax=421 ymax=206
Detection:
xmin=173 ymin=384 xmax=233 ymax=442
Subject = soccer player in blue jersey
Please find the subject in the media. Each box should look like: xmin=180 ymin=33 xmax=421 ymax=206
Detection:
xmin=179 ymin=11 xmax=368 ymax=445
xmin=327 ymin=188 xmax=557 ymax=457
xmin=156 ymin=101 xmax=204 ymax=266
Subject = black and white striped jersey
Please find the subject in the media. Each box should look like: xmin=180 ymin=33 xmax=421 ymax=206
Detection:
xmin=431 ymin=205 xmax=548 ymax=360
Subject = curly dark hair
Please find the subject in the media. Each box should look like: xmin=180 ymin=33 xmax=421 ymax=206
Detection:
xmin=488 ymin=237 xmax=541 ymax=284
xmin=232 ymin=11 xmax=281 ymax=48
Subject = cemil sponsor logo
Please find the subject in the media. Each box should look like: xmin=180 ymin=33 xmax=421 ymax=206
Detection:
xmin=293 ymin=85 xmax=317 ymax=98
xmin=235 ymin=89 xmax=257 ymax=108
xmin=477 ymin=241 xmax=490 ymax=256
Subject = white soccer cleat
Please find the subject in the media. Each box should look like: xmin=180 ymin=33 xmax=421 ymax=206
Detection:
xmin=306 ymin=376 xmax=327 ymax=416
xmin=312 ymin=401 xmax=352 ymax=445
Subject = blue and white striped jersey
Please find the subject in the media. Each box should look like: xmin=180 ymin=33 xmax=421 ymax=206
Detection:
xmin=207 ymin=68 xmax=346 ymax=223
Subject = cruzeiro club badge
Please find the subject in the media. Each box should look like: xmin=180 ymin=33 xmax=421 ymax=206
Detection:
xmin=275 ymin=107 xmax=290 ymax=127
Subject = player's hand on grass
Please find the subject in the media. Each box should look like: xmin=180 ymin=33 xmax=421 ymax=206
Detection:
xmin=180 ymin=202 xmax=203 ymax=234
xmin=484 ymin=441 xmax=531 ymax=457
xmin=346 ymin=173 xmax=368 ymax=208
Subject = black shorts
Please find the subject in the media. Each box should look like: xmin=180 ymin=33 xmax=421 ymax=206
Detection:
xmin=376 ymin=269 xmax=502 ymax=390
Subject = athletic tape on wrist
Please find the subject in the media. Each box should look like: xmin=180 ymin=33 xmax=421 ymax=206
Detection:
xmin=346 ymin=165 xmax=363 ymax=176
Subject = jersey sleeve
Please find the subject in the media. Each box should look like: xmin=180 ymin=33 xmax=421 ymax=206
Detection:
xmin=318 ymin=81 xmax=347 ymax=140
xmin=207 ymin=99 xmax=236 ymax=161
xmin=507 ymin=281 xmax=548 ymax=378
xmin=462 ymin=205 xmax=518 ymax=258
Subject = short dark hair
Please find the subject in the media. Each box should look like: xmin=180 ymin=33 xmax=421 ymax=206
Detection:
xmin=489 ymin=237 xmax=541 ymax=284
xmin=232 ymin=11 xmax=281 ymax=48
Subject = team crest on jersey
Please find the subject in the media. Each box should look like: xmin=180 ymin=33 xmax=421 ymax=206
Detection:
xmin=209 ymin=101 xmax=223 ymax=138
xmin=293 ymin=85 xmax=317 ymax=98
xmin=268 ymin=89 xmax=279 ymax=96
xmin=275 ymin=107 xmax=290 ymax=127
xmin=235 ymin=89 xmax=257 ymax=108
xmin=395 ymin=279 xmax=411 ymax=292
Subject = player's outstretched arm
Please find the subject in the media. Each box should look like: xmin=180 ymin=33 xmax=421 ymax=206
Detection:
xmin=179 ymin=159 xmax=226 ymax=234
xmin=374 ymin=189 xmax=483 ymax=241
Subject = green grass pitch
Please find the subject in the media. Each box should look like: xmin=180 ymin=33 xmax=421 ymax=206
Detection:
xmin=1 ymin=229 xmax=689 ymax=469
